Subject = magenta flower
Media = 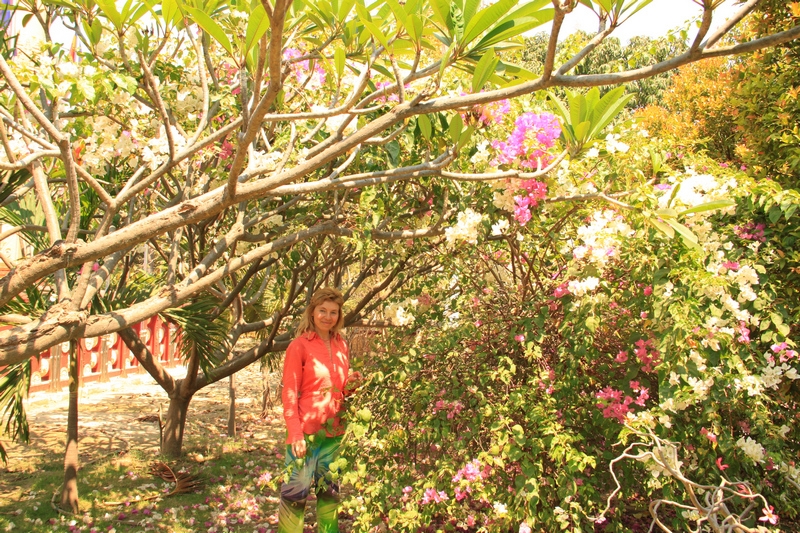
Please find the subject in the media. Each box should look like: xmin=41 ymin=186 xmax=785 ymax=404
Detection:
xmin=473 ymin=99 xmax=510 ymax=126
xmin=453 ymin=459 xmax=484 ymax=483
xmin=421 ymin=488 xmax=449 ymax=505
xmin=643 ymin=285 xmax=653 ymax=296
xmin=491 ymin=112 xmax=561 ymax=169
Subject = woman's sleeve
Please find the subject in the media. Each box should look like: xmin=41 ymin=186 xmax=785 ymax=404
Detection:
xmin=282 ymin=340 xmax=305 ymax=443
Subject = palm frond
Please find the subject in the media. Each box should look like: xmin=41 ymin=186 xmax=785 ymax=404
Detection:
xmin=0 ymin=282 xmax=49 ymax=319
xmin=160 ymin=295 xmax=231 ymax=378
xmin=92 ymin=271 xmax=158 ymax=314
xmin=0 ymin=169 xmax=30 ymax=205
xmin=0 ymin=359 xmax=31 ymax=465
xmin=0 ymin=203 xmax=48 ymax=252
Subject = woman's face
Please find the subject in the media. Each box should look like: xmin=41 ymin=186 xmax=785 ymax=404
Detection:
xmin=313 ymin=300 xmax=340 ymax=337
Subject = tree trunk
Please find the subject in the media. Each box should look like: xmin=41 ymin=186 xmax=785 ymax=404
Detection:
xmin=61 ymin=340 xmax=79 ymax=512
xmin=161 ymin=390 xmax=193 ymax=458
xmin=227 ymin=374 xmax=236 ymax=438
xmin=160 ymin=343 xmax=200 ymax=457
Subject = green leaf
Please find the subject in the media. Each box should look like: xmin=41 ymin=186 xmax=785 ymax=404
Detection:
xmin=418 ymin=114 xmax=432 ymax=139
xmin=361 ymin=17 xmax=390 ymax=50
xmin=429 ymin=0 xmax=451 ymax=32
xmin=338 ymin=0 xmax=356 ymax=21
xmin=335 ymin=47 xmax=346 ymax=79
xmin=95 ymin=0 xmax=123 ymax=30
xmin=655 ymin=208 xmax=678 ymax=219
xmin=245 ymin=3 xmax=270 ymax=54
xmin=471 ymin=10 xmax=553 ymax=52
xmin=666 ymin=218 xmax=702 ymax=250
xmin=471 ymin=49 xmax=498 ymax=93
xmin=449 ymin=113 xmax=463 ymax=144
xmin=184 ymin=5 xmax=234 ymax=57
xmin=458 ymin=125 xmax=475 ymax=151
xmin=677 ymin=199 xmax=736 ymax=217
xmin=587 ymin=86 xmax=633 ymax=139
xmin=648 ymin=218 xmax=675 ymax=239
xmin=768 ymin=205 xmax=782 ymax=224
xmin=160 ymin=0 xmax=181 ymax=28
xmin=439 ymin=42 xmax=455 ymax=81
xmin=385 ymin=0 xmax=408 ymax=30
xmin=90 ymin=18 xmax=103 ymax=45
xmin=461 ymin=0 xmax=518 ymax=46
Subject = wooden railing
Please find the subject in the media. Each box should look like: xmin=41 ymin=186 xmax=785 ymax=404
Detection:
xmin=1 ymin=316 xmax=182 ymax=393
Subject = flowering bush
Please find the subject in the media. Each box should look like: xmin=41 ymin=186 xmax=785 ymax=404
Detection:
xmin=342 ymin=121 xmax=799 ymax=532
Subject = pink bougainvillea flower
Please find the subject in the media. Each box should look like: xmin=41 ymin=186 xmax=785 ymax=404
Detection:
xmin=643 ymin=285 xmax=653 ymax=296
xmin=553 ymin=283 xmax=570 ymax=298
xmin=716 ymin=457 xmax=729 ymax=471
xmin=700 ymin=427 xmax=718 ymax=444
xmin=519 ymin=523 xmax=532 ymax=533
xmin=759 ymin=505 xmax=779 ymax=525
xmin=491 ymin=112 xmax=561 ymax=169
xmin=515 ymin=334 xmax=525 ymax=342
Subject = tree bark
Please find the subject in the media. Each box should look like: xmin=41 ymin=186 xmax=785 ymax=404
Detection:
xmin=227 ymin=374 xmax=236 ymax=438
xmin=161 ymin=389 xmax=193 ymax=458
xmin=61 ymin=340 xmax=79 ymax=512
xmin=161 ymin=344 xmax=200 ymax=457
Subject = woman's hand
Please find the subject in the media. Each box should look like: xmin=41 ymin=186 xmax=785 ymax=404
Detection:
xmin=291 ymin=439 xmax=307 ymax=459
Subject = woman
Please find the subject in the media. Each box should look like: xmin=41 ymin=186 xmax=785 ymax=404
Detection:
xmin=279 ymin=287 xmax=360 ymax=533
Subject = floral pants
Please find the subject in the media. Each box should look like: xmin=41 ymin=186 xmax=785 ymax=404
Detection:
xmin=277 ymin=434 xmax=342 ymax=533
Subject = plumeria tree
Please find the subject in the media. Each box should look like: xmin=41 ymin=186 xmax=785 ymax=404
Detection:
xmin=0 ymin=0 xmax=799 ymax=518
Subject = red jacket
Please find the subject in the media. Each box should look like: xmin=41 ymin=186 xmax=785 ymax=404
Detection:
xmin=281 ymin=331 xmax=351 ymax=444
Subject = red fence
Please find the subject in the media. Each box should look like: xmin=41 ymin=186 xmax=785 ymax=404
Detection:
xmin=3 ymin=316 xmax=182 ymax=393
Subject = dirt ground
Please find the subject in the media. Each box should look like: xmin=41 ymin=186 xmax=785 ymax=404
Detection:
xmin=1 ymin=361 xmax=284 ymax=489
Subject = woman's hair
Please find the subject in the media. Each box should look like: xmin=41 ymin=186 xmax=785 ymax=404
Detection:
xmin=295 ymin=287 xmax=345 ymax=337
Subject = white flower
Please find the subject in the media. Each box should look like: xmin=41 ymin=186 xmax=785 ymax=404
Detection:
xmin=605 ymin=134 xmax=629 ymax=154
xmin=567 ymin=277 xmax=600 ymax=297
xmin=735 ymin=375 xmax=764 ymax=396
xmin=249 ymin=150 xmax=283 ymax=172
xmin=736 ymin=436 xmax=765 ymax=463
xmin=492 ymin=186 xmax=517 ymax=213
xmin=471 ymin=140 xmax=491 ymax=165
xmin=689 ymin=350 xmax=706 ymax=372
xmin=491 ymin=219 xmax=509 ymax=236
xmin=571 ymin=210 xmax=633 ymax=267
xmin=445 ymin=209 xmax=484 ymax=245
xmin=57 ymin=61 xmax=79 ymax=77
xmin=761 ymin=364 xmax=783 ymax=389
xmin=686 ymin=376 xmax=713 ymax=399
xmin=662 ymin=282 xmax=674 ymax=298
xmin=493 ymin=502 xmax=508 ymax=516
xmin=585 ymin=147 xmax=600 ymax=158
